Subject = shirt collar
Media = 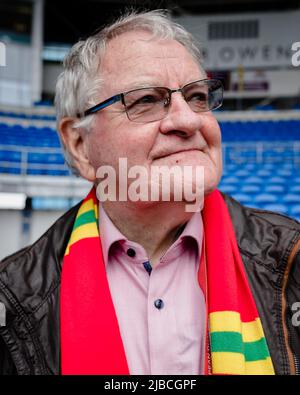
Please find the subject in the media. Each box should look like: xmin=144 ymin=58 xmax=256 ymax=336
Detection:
xmin=99 ymin=203 xmax=203 ymax=267
xmin=176 ymin=209 xmax=203 ymax=256
xmin=99 ymin=204 xmax=127 ymax=267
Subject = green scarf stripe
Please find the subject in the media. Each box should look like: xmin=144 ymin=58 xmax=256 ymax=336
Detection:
xmin=73 ymin=210 xmax=96 ymax=230
xmin=244 ymin=338 xmax=270 ymax=362
xmin=211 ymin=332 xmax=243 ymax=354
xmin=210 ymin=332 xmax=270 ymax=362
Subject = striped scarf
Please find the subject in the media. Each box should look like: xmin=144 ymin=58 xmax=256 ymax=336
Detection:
xmin=60 ymin=188 xmax=275 ymax=375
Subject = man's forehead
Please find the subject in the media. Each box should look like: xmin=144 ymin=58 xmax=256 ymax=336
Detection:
xmin=100 ymin=31 xmax=203 ymax=92
xmin=102 ymin=31 xmax=196 ymax=67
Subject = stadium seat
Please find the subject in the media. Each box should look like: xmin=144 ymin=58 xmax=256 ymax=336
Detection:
xmin=254 ymin=193 xmax=278 ymax=205
xmin=282 ymin=194 xmax=300 ymax=204
xmin=234 ymin=169 xmax=251 ymax=178
xmin=262 ymin=204 xmax=289 ymax=215
xmin=244 ymin=176 xmax=264 ymax=185
xmin=219 ymin=184 xmax=238 ymax=194
xmin=289 ymin=185 xmax=300 ymax=193
xmin=264 ymin=185 xmax=285 ymax=194
xmin=241 ymin=185 xmax=262 ymax=194
xmin=289 ymin=205 xmax=300 ymax=218
xmin=231 ymin=193 xmax=253 ymax=205
xmin=268 ymin=176 xmax=286 ymax=185
xmin=221 ymin=176 xmax=240 ymax=184
xmin=256 ymin=169 xmax=272 ymax=177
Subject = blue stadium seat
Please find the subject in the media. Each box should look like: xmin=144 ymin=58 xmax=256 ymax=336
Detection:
xmin=234 ymin=169 xmax=251 ymax=178
xmin=241 ymin=185 xmax=262 ymax=194
xmin=262 ymin=163 xmax=276 ymax=170
xmin=27 ymin=169 xmax=48 ymax=175
xmin=254 ymin=105 xmax=274 ymax=111
xmin=262 ymin=204 xmax=289 ymax=215
xmin=244 ymin=176 xmax=264 ymax=185
xmin=289 ymin=205 xmax=300 ymax=218
xmin=289 ymin=185 xmax=300 ymax=193
xmin=1 ymin=167 xmax=21 ymax=175
xmin=231 ymin=193 xmax=253 ymax=205
xmin=277 ymin=169 xmax=292 ymax=177
xmin=282 ymin=163 xmax=294 ymax=170
xmin=264 ymin=185 xmax=285 ymax=194
xmin=244 ymin=163 xmax=259 ymax=171
xmin=268 ymin=176 xmax=286 ymax=185
xmin=256 ymin=169 xmax=272 ymax=177
xmin=46 ymin=154 xmax=65 ymax=164
xmin=221 ymin=176 xmax=240 ymax=184
xmin=219 ymin=184 xmax=238 ymax=194
xmin=254 ymin=193 xmax=278 ymax=205
xmin=46 ymin=169 xmax=69 ymax=176
xmin=282 ymin=194 xmax=300 ymax=204
xmin=28 ymin=153 xmax=48 ymax=163
xmin=0 ymin=150 xmax=21 ymax=162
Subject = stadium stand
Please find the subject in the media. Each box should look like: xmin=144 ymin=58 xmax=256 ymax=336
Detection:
xmin=217 ymin=111 xmax=300 ymax=221
xmin=0 ymin=106 xmax=300 ymax=220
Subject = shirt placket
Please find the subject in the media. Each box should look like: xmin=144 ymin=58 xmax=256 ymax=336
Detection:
xmin=146 ymin=261 xmax=180 ymax=375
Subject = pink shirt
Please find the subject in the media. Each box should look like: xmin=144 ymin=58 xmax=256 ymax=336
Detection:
xmin=99 ymin=205 xmax=206 ymax=375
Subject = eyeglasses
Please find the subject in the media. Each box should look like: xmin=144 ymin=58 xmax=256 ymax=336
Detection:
xmin=78 ymin=78 xmax=223 ymax=124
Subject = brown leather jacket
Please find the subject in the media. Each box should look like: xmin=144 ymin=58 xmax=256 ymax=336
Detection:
xmin=0 ymin=193 xmax=300 ymax=374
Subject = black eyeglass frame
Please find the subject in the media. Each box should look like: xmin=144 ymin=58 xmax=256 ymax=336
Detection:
xmin=78 ymin=78 xmax=223 ymax=121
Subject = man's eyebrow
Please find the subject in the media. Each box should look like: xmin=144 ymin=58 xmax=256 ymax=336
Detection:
xmin=120 ymin=77 xmax=207 ymax=93
xmin=120 ymin=80 xmax=162 ymax=92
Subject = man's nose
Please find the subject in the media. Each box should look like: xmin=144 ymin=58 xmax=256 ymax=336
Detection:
xmin=159 ymin=92 xmax=203 ymax=137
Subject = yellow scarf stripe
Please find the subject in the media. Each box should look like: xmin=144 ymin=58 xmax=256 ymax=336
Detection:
xmin=76 ymin=198 xmax=98 ymax=220
xmin=65 ymin=223 xmax=98 ymax=256
xmin=65 ymin=198 xmax=99 ymax=256
xmin=210 ymin=311 xmax=264 ymax=343
xmin=211 ymin=352 xmax=274 ymax=375
xmin=245 ymin=357 xmax=275 ymax=375
xmin=209 ymin=311 xmax=275 ymax=374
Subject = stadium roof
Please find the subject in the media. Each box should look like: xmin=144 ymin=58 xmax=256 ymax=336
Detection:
xmin=1 ymin=0 xmax=300 ymax=44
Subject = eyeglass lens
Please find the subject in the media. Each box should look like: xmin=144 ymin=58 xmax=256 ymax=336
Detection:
xmin=123 ymin=79 xmax=223 ymax=123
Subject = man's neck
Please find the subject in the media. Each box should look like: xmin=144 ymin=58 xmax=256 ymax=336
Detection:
xmin=102 ymin=201 xmax=193 ymax=267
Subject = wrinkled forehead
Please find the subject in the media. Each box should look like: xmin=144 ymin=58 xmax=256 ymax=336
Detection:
xmin=99 ymin=31 xmax=205 ymax=93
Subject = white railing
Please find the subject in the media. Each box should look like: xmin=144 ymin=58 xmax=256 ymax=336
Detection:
xmin=0 ymin=142 xmax=299 ymax=176
xmin=0 ymin=144 xmax=70 ymax=176
xmin=222 ymin=141 xmax=300 ymax=169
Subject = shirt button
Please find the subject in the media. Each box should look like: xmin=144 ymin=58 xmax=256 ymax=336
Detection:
xmin=154 ymin=299 xmax=164 ymax=310
xmin=127 ymin=248 xmax=136 ymax=258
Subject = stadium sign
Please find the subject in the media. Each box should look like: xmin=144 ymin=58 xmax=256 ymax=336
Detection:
xmin=202 ymin=44 xmax=293 ymax=69
xmin=177 ymin=10 xmax=300 ymax=71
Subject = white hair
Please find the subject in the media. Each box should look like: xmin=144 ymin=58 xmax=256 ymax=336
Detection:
xmin=55 ymin=9 xmax=203 ymax=174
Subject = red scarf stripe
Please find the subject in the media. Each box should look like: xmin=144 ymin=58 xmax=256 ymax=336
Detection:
xmin=203 ymin=191 xmax=260 ymax=322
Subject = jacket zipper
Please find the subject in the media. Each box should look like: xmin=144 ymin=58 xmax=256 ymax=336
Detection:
xmin=293 ymin=353 xmax=300 ymax=375
xmin=289 ymin=330 xmax=300 ymax=375
xmin=282 ymin=238 xmax=300 ymax=375
xmin=287 ymin=307 xmax=300 ymax=375
xmin=289 ymin=305 xmax=300 ymax=375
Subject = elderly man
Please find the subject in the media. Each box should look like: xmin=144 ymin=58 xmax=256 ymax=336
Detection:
xmin=0 ymin=10 xmax=300 ymax=376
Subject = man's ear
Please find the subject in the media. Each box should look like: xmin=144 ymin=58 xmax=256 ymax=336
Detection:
xmin=58 ymin=117 xmax=96 ymax=182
